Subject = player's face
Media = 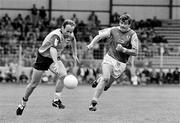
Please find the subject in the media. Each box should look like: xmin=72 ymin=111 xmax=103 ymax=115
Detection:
xmin=119 ymin=20 xmax=130 ymax=32
xmin=62 ymin=25 xmax=75 ymax=40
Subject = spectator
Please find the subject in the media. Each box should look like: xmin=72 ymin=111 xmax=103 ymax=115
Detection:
xmin=77 ymin=64 xmax=87 ymax=84
xmin=19 ymin=71 xmax=28 ymax=83
xmin=165 ymin=68 xmax=173 ymax=84
xmin=124 ymin=65 xmax=131 ymax=83
xmin=31 ymin=4 xmax=38 ymax=26
xmin=88 ymin=11 xmax=98 ymax=27
xmin=86 ymin=64 xmax=96 ymax=83
xmin=2 ymin=13 xmax=11 ymax=25
xmin=152 ymin=16 xmax=162 ymax=27
xmin=157 ymin=68 xmax=165 ymax=85
xmin=172 ymin=67 xmax=180 ymax=84
xmin=150 ymin=68 xmax=158 ymax=84
xmin=78 ymin=20 xmax=86 ymax=33
xmin=71 ymin=13 xmax=79 ymax=24
xmin=57 ymin=15 xmax=64 ymax=28
xmin=5 ymin=67 xmax=17 ymax=83
xmin=39 ymin=6 xmax=46 ymax=21
xmin=141 ymin=67 xmax=150 ymax=84
xmin=49 ymin=17 xmax=57 ymax=29
xmin=111 ymin=12 xmax=120 ymax=24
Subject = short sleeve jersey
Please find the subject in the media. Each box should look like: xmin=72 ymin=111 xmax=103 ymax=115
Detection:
xmin=38 ymin=29 xmax=70 ymax=58
xmin=100 ymin=27 xmax=138 ymax=63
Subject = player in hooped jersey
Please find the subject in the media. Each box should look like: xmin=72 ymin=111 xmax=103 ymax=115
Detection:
xmin=87 ymin=13 xmax=139 ymax=111
xmin=16 ymin=20 xmax=79 ymax=115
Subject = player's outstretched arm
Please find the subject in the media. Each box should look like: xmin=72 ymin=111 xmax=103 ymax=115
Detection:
xmin=71 ymin=36 xmax=79 ymax=64
xmin=87 ymin=30 xmax=110 ymax=50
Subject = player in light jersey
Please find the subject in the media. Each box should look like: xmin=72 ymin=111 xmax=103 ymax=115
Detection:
xmin=87 ymin=13 xmax=139 ymax=111
xmin=16 ymin=19 xmax=79 ymax=115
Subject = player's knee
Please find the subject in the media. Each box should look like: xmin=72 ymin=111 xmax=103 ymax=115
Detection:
xmin=58 ymin=73 xmax=67 ymax=80
xmin=29 ymin=81 xmax=39 ymax=89
xmin=98 ymin=77 xmax=109 ymax=88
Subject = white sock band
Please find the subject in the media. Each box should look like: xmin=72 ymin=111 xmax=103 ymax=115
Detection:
xmin=92 ymin=97 xmax=98 ymax=102
xmin=55 ymin=92 xmax=62 ymax=99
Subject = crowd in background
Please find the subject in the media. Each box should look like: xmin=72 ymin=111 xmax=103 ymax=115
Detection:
xmin=0 ymin=4 xmax=179 ymax=85
xmin=0 ymin=61 xmax=180 ymax=85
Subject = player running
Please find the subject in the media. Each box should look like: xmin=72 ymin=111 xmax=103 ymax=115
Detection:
xmin=16 ymin=19 xmax=79 ymax=115
xmin=87 ymin=13 xmax=139 ymax=111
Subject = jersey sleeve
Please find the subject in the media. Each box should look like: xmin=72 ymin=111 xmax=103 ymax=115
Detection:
xmin=50 ymin=34 xmax=61 ymax=48
xmin=131 ymin=33 xmax=139 ymax=52
xmin=98 ymin=27 xmax=112 ymax=37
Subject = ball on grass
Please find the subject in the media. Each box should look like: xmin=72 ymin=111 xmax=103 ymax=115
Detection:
xmin=64 ymin=75 xmax=78 ymax=89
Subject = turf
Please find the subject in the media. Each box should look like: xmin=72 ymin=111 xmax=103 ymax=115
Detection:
xmin=0 ymin=83 xmax=180 ymax=123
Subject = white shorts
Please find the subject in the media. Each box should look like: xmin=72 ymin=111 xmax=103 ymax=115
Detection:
xmin=102 ymin=54 xmax=126 ymax=78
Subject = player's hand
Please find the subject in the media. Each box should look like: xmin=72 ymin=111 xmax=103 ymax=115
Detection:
xmin=116 ymin=44 xmax=125 ymax=52
xmin=87 ymin=44 xmax=94 ymax=50
xmin=54 ymin=62 xmax=61 ymax=74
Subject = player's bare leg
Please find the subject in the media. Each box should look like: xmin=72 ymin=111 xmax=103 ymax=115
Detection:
xmin=50 ymin=61 xmax=67 ymax=109
xmin=89 ymin=63 xmax=112 ymax=111
xmin=52 ymin=76 xmax=66 ymax=109
xmin=92 ymin=74 xmax=101 ymax=88
xmin=16 ymin=69 xmax=44 ymax=115
xmin=104 ymin=75 xmax=116 ymax=91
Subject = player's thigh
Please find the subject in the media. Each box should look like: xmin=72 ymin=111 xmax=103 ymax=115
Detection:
xmin=102 ymin=63 xmax=113 ymax=80
xmin=49 ymin=60 xmax=67 ymax=78
xmin=113 ymin=61 xmax=126 ymax=79
xmin=31 ymin=68 xmax=44 ymax=83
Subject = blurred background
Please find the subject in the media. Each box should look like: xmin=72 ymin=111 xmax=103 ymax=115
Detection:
xmin=0 ymin=0 xmax=180 ymax=86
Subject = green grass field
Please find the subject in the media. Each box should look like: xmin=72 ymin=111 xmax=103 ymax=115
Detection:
xmin=0 ymin=83 xmax=180 ymax=123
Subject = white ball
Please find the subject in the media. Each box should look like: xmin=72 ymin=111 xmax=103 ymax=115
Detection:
xmin=64 ymin=75 xmax=78 ymax=89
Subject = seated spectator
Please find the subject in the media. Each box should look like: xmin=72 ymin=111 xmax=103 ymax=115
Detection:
xmin=78 ymin=20 xmax=86 ymax=33
xmin=77 ymin=64 xmax=87 ymax=84
xmin=124 ymin=65 xmax=131 ymax=83
xmin=165 ymin=68 xmax=173 ymax=84
xmin=158 ymin=68 xmax=165 ymax=85
xmin=86 ymin=64 xmax=96 ymax=83
xmin=152 ymin=16 xmax=162 ymax=27
xmin=19 ymin=71 xmax=28 ymax=83
xmin=141 ymin=67 xmax=150 ymax=84
xmin=152 ymin=35 xmax=167 ymax=43
xmin=172 ymin=67 xmax=180 ymax=84
xmin=4 ymin=67 xmax=17 ymax=83
xmin=150 ymin=68 xmax=159 ymax=84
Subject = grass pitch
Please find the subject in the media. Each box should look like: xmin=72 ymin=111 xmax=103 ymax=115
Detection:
xmin=0 ymin=83 xmax=180 ymax=123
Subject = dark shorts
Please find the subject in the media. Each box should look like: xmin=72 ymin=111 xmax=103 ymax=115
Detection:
xmin=33 ymin=52 xmax=53 ymax=70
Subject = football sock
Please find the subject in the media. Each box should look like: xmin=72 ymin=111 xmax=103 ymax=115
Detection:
xmin=54 ymin=92 xmax=62 ymax=101
xmin=22 ymin=97 xmax=28 ymax=106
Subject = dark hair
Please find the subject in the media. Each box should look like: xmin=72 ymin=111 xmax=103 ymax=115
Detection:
xmin=62 ymin=19 xmax=76 ymax=28
xmin=119 ymin=13 xmax=132 ymax=25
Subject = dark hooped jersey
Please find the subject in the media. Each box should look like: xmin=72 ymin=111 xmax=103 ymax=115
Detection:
xmin=99 ymin=27 xmax=138 ymax=63
xmin=38 ymin=29 xmax=72 ymax=58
